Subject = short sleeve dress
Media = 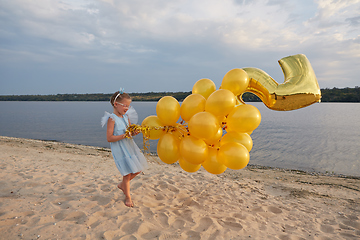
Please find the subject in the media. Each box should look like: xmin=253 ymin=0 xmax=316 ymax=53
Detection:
xmin=107 ymin=113 xmax=148 ymax=176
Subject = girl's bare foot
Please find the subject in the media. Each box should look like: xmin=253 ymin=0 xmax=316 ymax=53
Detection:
xmin=125 ymin=197 xmax=134 ymax=207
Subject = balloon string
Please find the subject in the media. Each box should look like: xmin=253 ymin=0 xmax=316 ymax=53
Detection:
xmin=124 ymin=123 xmax=189 ymax=152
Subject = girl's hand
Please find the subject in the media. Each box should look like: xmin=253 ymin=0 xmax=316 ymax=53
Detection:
xmin=131 ymin=130 xmax=140 ymax=136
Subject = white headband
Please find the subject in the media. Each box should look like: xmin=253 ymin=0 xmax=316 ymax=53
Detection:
xmin=113 ymin=88 xmax=124 ymax=105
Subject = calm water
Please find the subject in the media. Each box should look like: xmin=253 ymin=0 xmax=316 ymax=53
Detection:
xmin=0 ymin=101 xmax=359 ymax=177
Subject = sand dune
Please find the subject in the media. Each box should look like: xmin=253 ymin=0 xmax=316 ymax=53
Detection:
xmin=0 ymin=136 xmax=359 ymax=239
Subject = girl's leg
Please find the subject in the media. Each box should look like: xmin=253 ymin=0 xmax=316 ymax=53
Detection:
xmin=118 ymin=171 xmax=141 ymax=190
xmin=117 ymin=171 xmax=141 ymax=207
xmin=129 ymin=171 xmax=141 ymax=180
xmin=120 ymin=174 xmax=133 ymax=207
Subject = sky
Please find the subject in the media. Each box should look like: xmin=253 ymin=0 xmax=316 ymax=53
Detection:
xmin=0 ymin=0 xmax=359 ymax=95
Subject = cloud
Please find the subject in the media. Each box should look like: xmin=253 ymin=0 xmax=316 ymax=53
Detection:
xmin=0 ymin=0 xmax=359 ymax=95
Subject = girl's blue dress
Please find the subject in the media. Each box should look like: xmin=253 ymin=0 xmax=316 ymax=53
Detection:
xmin=103 ymin=112 xmax=148 ymax=176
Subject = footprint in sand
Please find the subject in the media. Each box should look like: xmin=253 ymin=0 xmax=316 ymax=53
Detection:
xmin=320 ymin=224 xmax=335 ymax=234
xmin=168 ymin=185 xmax=179 ymax=193
xmin=252 ymin=206 xmax=283 ymax=215
xmin=140 ymin=228 xmax=162 ymax=239
xmin=185 ymin=230 xmax=201 ymax=240
xmin=80 ymin=188 xmax=96 ymax=193
xmin=176 ymin=209 xmax=194 ymax=223
xmin=195 ymin=217 xmax=213 ymax=232
xmin=132 ymin=182 xmax=143 ymax=190
xmin=61 ymin=179 xmax=75 ymax=185
xmin=80 ymin=183 xmax=97 ymax=193
xmin=156 ymin=212 xmax=169 ymax=227
xmin=121 ymin=219 xmax=143 ymax=234
xmin=53 ymin=210 xmax=67 ymax=221
xmin=155 ymin=193 xmax=165 ymax=200
xmin=100 ymin=184 xmax=112 ymax=192
xmin=158 ymin=232 xmax=182 ymax=239
xmin=140 ymin=207 xmax=155 ymax=219
xmin=158 ymin=181 xmax=169 ymax=190
xmin=63 ymin=211 xmax=87 ymax=223
xmin=266 ymin=206 xmax=283 ymax=214
xmin=251 ymin=206 xmax=264 ymax=212
xmin=103 ymin=230 xmax=123 ymax=240
xmin=171 ymin=219 xmax=186 ymax=229
xmin=232 ymin=213 xmax=247 ymax=220
xmin=342 ymin=219 xmax=360 ymax=230
xmin=217 ymin=217 xmax=243 ymax=231
xmin=89 ymin=195 xmax=112 ymax=206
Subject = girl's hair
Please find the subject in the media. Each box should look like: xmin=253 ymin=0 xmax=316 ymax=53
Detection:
xmin=110 ymin=91 xmax=131 ymax=106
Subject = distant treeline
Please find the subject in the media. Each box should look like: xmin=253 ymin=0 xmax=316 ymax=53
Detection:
xmin=320 ymin=87 xmax=360 ymax=102
xmin=0 ymin=87 xmax=359 ymax=102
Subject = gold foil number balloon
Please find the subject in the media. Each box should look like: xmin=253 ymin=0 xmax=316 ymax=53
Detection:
xmin=241 ymin=54 xmax=321 ymax=111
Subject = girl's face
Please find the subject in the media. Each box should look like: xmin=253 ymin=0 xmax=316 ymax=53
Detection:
xmin=114 ymin=98 xmax=131 ymax=116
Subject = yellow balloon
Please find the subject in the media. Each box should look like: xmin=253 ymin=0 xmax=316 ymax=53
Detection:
xmin=179 ymin=135 xmax=208 ymax=164
xmin=156 ymin=96 xmax=180 ymax=126
xmin=220 ymin=132 xmax=253 ymax=152
xmin=141 ymin=115 xmax=164 ymax=140
xmin=205 ymin=89 xmax=236 ymax=117
xmin=221 ymin=68 xmax=250 ymax=96
xmin=204 ymin=127 xmax=223 ymax=146
xmin=179 ymin=158 xmax=201 ymax=173
xmin=157 ymin=133 xmax=180 ymax=164
xmin=226 ymin=104 xmax=261 ymax=133
xmin=218 ymin=142 xmax=249 ymax=170
xmin=188 ymin=112 xmax=219 ymax=140
xmin=180 ymin=94 xmax=206 ymax=121
xmin=202 ymin=147 xmax=227 ymax=175
xmin=192 ymin=78 xmax=216 ymax=99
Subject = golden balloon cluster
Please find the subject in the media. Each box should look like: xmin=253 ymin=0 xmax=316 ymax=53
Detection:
xmin=126 ymin=54 xmax=321 ymax=175
xmin=139 ymin=68 xmax=260 ymax=175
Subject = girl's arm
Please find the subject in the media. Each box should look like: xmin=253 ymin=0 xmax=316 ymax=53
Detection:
xmin=106 ymin=118 xmax=127 ymax=142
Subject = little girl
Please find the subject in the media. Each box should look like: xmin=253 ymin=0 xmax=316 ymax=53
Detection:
xmin=102 ymin=89 xmax=148 ymax=207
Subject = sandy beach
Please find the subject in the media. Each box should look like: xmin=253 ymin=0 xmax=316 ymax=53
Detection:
xmin=0 ymin=136 xmax=359 ymax=240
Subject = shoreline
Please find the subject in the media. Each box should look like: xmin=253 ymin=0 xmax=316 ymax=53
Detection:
xmin=2 ymin=135 xmax=359 ymax=180
xmin=1 ymin=136 xmax=359 ymax=239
